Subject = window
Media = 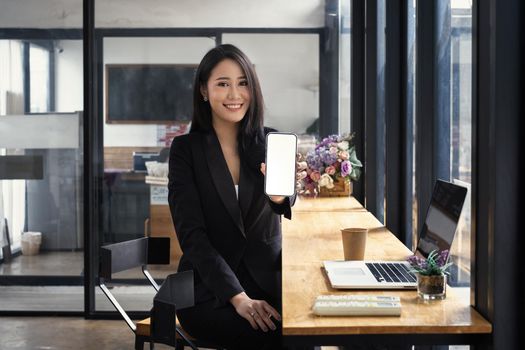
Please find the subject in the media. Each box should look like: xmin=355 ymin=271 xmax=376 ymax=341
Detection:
xmin=339 ymin=0 xmax=351 ymax=133
xmin=435 ymin=0 xmax=473 ymax=287
xmin=449 ymin=0 xmax=472 ymax=286
xmin=29 ymin=43 xmax=51 ymax=113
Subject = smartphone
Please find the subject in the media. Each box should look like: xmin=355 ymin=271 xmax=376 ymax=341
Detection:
xmin=264 ymin=132 xmax=297 ymax=197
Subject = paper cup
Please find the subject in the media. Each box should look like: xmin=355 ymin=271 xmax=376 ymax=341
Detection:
xmin=341 ymin=228 xmax=368 ymax=260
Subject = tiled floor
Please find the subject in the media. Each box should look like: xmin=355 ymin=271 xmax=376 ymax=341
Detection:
xmin=0 ymin=285 xmax=156 ymax=312
xmin=0 ymin=316 xmax=172 ymax=350
xmin=0 ymin=316 xmax=338 ymax=349
xmin=0 ymin=251 xmax=84 ymax=276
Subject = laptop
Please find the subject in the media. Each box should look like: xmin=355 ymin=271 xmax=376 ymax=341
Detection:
xmin=323 ymin=179 xmax=467 ymax=289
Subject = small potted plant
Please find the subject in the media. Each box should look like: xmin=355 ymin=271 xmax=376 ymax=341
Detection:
xmin=407 ymin=249 xmax=452 ymax=300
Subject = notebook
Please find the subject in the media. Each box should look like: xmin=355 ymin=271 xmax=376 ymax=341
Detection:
xmin=323 ymin=179 xmax=467 ymax=289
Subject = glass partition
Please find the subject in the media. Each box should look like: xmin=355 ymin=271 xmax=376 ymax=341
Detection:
xmin=0 ymin=0 xmax=84 ymax=312
xmin=92 ymin=0 xmax=329 ymax=313
xmin=95 ymin=35 xmax=216 ymax=312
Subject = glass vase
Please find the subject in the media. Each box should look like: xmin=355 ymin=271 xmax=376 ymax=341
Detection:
xmin=416 ymin=273 xmax=447 ymax=300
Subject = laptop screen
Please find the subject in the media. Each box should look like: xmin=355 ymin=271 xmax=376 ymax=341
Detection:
xmin=416 ymin=180 xmax=467 ymax=258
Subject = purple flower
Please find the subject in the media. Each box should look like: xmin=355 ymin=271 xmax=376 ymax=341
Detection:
xmin=407 ymin=255 xmax=427 ymax=270
xmin=436 ymin=250 xmax=449 ymax=267
xmin=320 ymin=150 xmax=337 ymax=165
xmin=306 ymin=151 xmax=323 ymax=171
xmin=340 ymin=160 xmax=352 ymax=177
xmin=406 ymin=249 xmax=452 ymax=276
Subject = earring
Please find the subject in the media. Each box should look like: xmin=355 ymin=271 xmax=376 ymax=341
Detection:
xmin=203 ymin=96 xmax=208 ymax=102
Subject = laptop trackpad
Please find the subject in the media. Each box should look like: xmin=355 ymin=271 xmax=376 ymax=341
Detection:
xmin=334 ymin=268 xmax=366 ymax=276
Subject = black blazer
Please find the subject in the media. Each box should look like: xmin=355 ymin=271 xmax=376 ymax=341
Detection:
xmin=168 ymin=128 xmax=294 ymax=308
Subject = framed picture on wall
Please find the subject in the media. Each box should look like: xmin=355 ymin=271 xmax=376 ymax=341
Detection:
xmin=105 ymin=64 xmax=197 ymax=124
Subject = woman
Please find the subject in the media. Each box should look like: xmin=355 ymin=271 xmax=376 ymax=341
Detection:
xmin=168 ymin=44 xmax=301 ymax=350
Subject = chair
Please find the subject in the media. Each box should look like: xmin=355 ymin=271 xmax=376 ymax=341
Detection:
xmin=99 ymin=237 xmax=223 ymax=350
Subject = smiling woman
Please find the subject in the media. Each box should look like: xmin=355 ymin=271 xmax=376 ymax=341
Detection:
xmin=202 ymin=58 xmax=251 ymax=127
xmin=169 ymin=44 xmax=298 ymax=350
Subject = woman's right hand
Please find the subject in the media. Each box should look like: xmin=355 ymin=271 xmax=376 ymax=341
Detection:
xmin=230 ymin=292 xmax=281 ymax=332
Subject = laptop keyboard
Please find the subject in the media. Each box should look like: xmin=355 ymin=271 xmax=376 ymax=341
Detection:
xmin=365 ymin=262 xmax=417 ymax=283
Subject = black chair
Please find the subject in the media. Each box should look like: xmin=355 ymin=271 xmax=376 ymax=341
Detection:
xmin=98 ymin=237 xmax=223 ymax=350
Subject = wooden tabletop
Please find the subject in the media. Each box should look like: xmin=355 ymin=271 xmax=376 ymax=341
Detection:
xmin=282 ymin=198 xmax=492 ymax=336
xmin=293 ymin=195 xmax=366 ymax=212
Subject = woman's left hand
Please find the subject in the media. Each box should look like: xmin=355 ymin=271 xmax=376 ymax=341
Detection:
xmin=260 ymin=155 xmax=307 ymax=204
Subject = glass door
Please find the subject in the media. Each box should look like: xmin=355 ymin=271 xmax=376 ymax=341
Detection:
xmin=0 ymin=1 xmax=84 ymax=313
xmin=94 ymin=33 xmax=215 ymax=313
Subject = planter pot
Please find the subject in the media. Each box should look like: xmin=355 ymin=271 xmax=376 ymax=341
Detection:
xmin=416 ymin=274 xmax=447 ymax=300
xmin=319 ymin=178 xmax=352 ymax=197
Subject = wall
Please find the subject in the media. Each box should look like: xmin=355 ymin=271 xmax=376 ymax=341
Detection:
xmin=55 ymin=40 xmax=83 ymax=113
xmin=0 ymin=0 xmax=323 ymax=28
xmin=103 ymin=37 xmax=215 ymax=147
xmin=223 ymin=34 xmax=319 ymax=133
xmin=102 ymin=35 xmax=319 ymax=146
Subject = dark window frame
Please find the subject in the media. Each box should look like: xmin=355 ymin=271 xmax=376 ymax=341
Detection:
xmin=384 ymin=0 xmax=404 ymax=240
xmin=363 ymin=0 xmax=383 ymax=221
xmin=473 ymin=0 xmax=523 ymax=349
xmin=350 ymin=0 xmax=365 ymax=203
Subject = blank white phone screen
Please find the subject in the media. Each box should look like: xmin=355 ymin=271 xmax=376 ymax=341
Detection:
xmin=264 ymin=132 xmax=297 ymax=197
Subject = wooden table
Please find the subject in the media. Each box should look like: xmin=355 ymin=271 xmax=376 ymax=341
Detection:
xmin=145 ymin=176 xmax=182 ymax=266
xmin=282 ymin=197 xmax=492 ymax=347
xmin=293 ymin=195 xmax=366 ymax=212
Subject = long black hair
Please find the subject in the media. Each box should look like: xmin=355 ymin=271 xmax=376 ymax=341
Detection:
xmin=190 ymin=44 xmax=266 ymax=171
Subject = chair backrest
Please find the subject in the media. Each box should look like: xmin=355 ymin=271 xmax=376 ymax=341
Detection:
xmin=151 ymin=270 xmax=195 ymax=345
xmin=99 ymin=236 xmax=170 ymax=280
xmin=98 ymin=236 xmax=171 ymax=333
xmin=154 ymin=271 xmax=194 ymax=309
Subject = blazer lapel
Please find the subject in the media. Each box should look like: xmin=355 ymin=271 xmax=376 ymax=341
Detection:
xmin=203 ymin=131 xmax=245 ymax=237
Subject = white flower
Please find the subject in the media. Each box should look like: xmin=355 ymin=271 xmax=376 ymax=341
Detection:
xmin=337 ymin=141 xmax=349 ymax=150
xmin=318 ymin=173 xmax=334 ymax=188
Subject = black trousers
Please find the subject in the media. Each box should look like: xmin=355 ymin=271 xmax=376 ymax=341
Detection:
xmin=177 ymin=263 xmax=283 ymax=350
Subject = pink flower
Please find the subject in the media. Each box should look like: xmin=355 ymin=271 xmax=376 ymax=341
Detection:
xmin=329 ymin=146 xmax=338 ymax=155
xmin=325 ymin=165 xmax=336 ymax=175
xmin=339 ymin=151 xmax=349 ymax=160
xmin=340 ymin=160 xmax=352 ymax=177
xmin=305 ymin=183 xmax=317 ymax=194
xmin=310 ymin=171 xmax=321 ymax=182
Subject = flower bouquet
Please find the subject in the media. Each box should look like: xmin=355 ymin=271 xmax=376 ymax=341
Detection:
xmin=407 ymin=249 xmax=452 ymax=300
xmin=302 ymin=133 xmax=362 ymax=196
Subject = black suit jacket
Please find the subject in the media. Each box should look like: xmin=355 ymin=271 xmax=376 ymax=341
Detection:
xmin=168 ymin=128 xmax=294 ymax=308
